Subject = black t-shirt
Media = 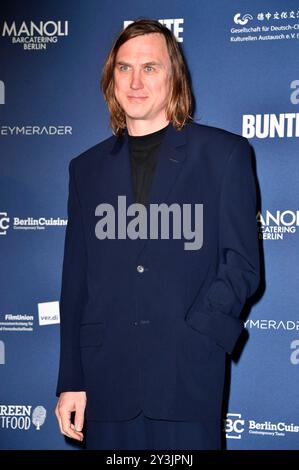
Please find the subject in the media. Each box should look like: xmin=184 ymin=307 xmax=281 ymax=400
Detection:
xmin=128 ymin=124 xmax=169 ymax=206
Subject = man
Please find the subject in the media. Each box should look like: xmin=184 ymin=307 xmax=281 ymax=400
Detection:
xmin=55 ymin=19 xmax=260 ymax=450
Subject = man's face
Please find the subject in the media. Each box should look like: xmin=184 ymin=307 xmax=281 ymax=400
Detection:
xmin=114 ymin=33 xmax=172 ymax=126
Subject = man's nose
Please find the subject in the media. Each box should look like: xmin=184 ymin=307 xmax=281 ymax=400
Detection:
xmin=130 ymin=70 xmax=143 ymax=90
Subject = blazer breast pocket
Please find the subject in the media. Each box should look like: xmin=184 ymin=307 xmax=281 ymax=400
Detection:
xmin=80 ymin=322 xmax=105 ymax=348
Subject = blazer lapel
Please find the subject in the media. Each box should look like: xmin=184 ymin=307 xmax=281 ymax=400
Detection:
xmin=147 ymin=122 xmax=187 ymax=206
xmin=108 ymin=130 xmax=135 ymax=209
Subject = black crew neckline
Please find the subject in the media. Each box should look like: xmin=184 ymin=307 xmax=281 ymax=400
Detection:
xmin=127 ymin=123 xmax=169 ymax=143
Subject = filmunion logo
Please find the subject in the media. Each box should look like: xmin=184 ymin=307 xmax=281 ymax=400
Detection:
xmin=124 ymin=19 xmax=184 ymax=42
xmin=1 ymin=314 xmax=34 ymax=332
xmin=0 ymin=405 xmax=46 ymax=430
xmin=0 ymin=212 xmax=10 ymax=235
xmin=257 ymin=210 xmax=298 ymax=240
xmin=1 ymin=20 xmax=69 ymax=50
xmin=234 ymin=13 xmax=253 ymax=26
xmin=38 ymin=301 xmax=60 ymax=326
xmin=95 ymin=196 xmax=203 ymax=251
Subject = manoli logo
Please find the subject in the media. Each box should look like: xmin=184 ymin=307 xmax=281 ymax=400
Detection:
xmin=2 ymin=21 xmax=69 ymax=37
xmin=257 ymin=210 xmax=298 ymax=240
xmin=1 ymin=20 xmax=69 ymax=50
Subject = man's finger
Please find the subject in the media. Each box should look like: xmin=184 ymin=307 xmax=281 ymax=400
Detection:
xmin=70 ymin=423 xmax=84 ymax=439
xmin=74 ymin=405 xmax=85 ymax=432
xmin=55 ymin=407 xmax=63 ymax=433
xmin=61 ymin=409 xmax=82 ymax=441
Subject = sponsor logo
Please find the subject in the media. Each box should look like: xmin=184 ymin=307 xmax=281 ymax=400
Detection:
xmin=243 ymin=113 xmax=299 ymax=139
xmin=231 ymin=11 xmax=299 ymax=44
xmin=0 ymin=212 xmax=10 ymax=235
xmin=32 ymin=406 xmax=47 ymax=430
xmin=38 ymin=301 xmax=60 ymax=326
xmin=243 ymin=81 xmax=299 ymax=139
xmin=248 ymin=420 xmax=299 ymax=437
xmin=234 ymin=13 xmax=253 ymax=26
xmin=0 ymin=405 xmax=46 ymax=430
xmin=245 ymin=319 xmax=299 ymax=331
xmin=0 ymin=314 xmax=34 ymax=333
xmin=257 ymin=210 xmax=298 ymax=240
xmin=0 ymin=213 xmax=67 ymax=234
xmin=0 ymin=125 xmax=72 ymax=136
xmin=124 ymin=19 xmax=184 ymax=42
xmin=1 ymin=20 xmax=69 ymax=50
xmin=225 ymin=413 xmax=245 ymax=439
xmin=226 ymin=413 xmax=299 ymax=439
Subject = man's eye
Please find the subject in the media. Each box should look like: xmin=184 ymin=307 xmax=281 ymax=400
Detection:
xmin=119 ymin=65 xmax=129 ymax=71
xmin=144 ymin=66 xmax=154 ymax=72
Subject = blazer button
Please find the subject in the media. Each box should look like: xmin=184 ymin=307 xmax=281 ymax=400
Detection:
xmin=137 ymin=265 xmax=145 ymax=273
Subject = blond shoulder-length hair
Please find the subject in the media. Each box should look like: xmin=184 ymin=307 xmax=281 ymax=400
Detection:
xmin=100 ymin=19 xmax=193 ymax=136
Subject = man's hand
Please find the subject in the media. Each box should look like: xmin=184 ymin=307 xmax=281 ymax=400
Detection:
xmin=55 ymin=391 xmax=87 ymax=442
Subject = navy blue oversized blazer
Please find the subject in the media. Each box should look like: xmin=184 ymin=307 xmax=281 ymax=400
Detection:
xmin=56 ymin=121 xmax=260 ymax=423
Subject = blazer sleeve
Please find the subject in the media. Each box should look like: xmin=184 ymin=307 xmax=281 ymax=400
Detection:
xmin=56 ymin=159 xmax=88 ymax=396
xmin=185 ymin=137 xmax=260 ymax=354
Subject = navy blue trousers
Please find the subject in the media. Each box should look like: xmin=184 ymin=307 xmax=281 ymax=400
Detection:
xmin=85 ymin=411 xmax=221 ymax=450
